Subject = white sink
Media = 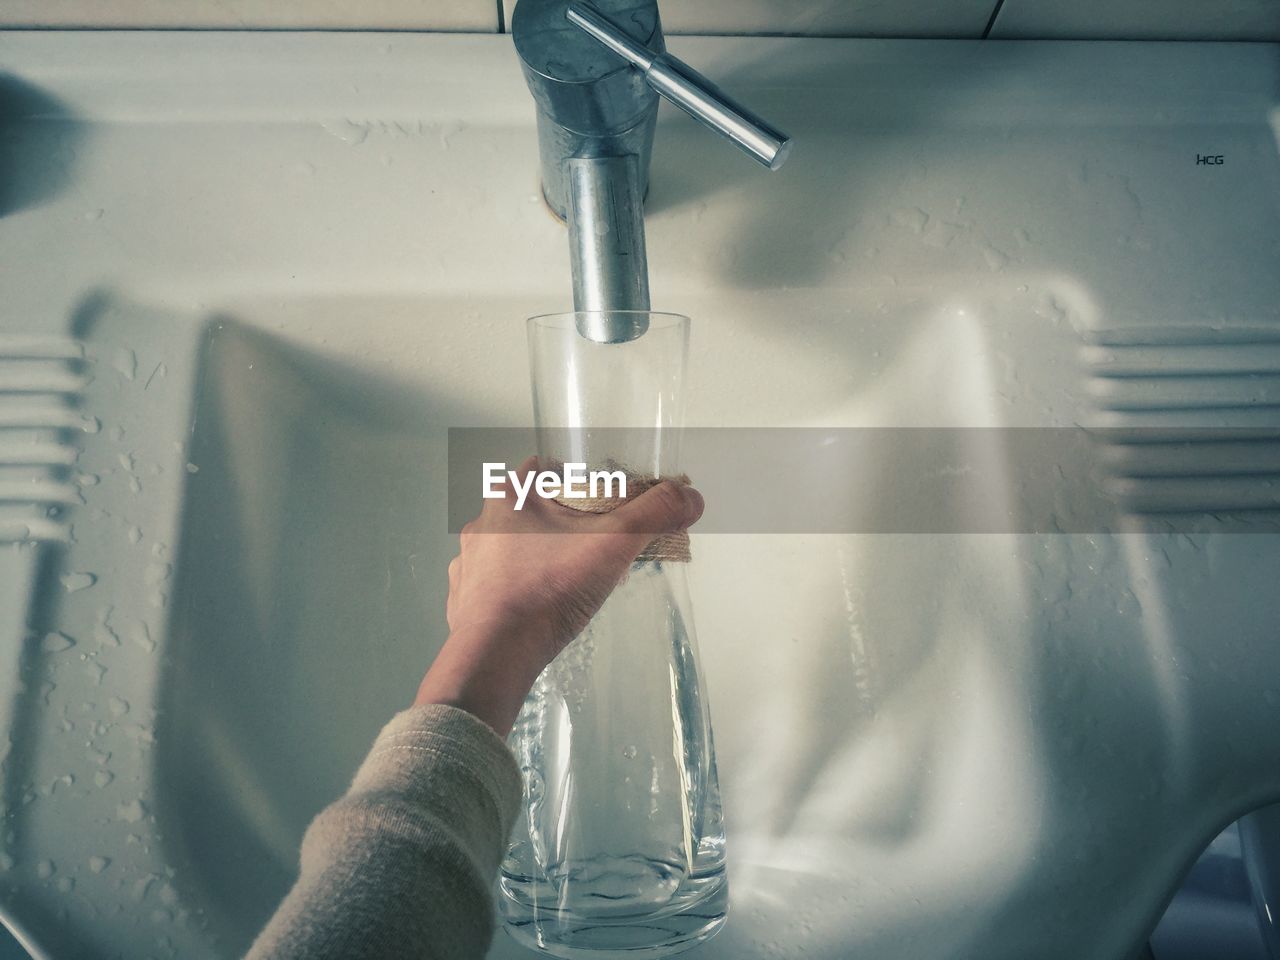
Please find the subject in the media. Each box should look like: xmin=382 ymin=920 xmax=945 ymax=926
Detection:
xmin=1 ymin=29 xmax=1280 ymax=960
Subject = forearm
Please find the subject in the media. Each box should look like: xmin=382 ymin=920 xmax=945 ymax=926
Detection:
xmin=415 ymin=625 xmax=546 ymax=738
xmin=246 ymin=704 xmax=522 ymax=960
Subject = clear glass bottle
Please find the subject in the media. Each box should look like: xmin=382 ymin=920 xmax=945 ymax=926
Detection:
xmin=499 ymin=312 xmax=728 ymax=959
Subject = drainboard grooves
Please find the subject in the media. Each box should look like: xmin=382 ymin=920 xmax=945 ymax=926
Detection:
xmin=1102 ymin=476 xmax=1280 ymax=513
xmin=0 ymin=400 xmax=92 ymax=430
xmin=1099 ymin=442 xmax=1280 ymax=476
xmin=0 ymin=442 xmax=79 ymax=467
xmin=0 ymin=336 xmax=87 ymax=543
xmin=1081 ymin=329 xmax=1280 ymax=516
xmin=1088 ymin=409 xmax=1280 ymax=438
xmin=0 ymin=360 xmax=88 ymax=394
xmin=1087 ymin=375 xmax=1280 ymax=410
xmin=1083 ymin=344 xmax=1280 ymax=377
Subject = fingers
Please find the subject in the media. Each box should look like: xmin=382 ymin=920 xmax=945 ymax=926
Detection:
xmin=514 ymin=454 xmax=540 ymax=482
xmin=473 ymin=458 xmax=705 ymax=552
xmin=481 ymin=454 xmax=542 ymax=515
xmin=604 ymin=480 xmax=703 ymax=541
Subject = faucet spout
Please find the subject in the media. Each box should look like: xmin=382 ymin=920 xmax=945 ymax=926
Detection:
xmin=567 ymin=155 xmax=652 ymax=342
xmin=511 ymin=0 xmax=790 ymax=343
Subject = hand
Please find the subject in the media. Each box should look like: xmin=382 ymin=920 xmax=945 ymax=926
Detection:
xmin=415 ymin=456 xmax=705 ymax=736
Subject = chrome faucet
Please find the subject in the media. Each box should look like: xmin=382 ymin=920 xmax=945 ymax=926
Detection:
xmin=511 ymin=0 xmax=791 ymax=342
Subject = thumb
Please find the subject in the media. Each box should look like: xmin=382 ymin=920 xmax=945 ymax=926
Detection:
xmin=605 ymin=480 xmax=704 ymax=543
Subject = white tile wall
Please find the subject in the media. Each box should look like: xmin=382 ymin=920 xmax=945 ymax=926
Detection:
xmin=0 ymin=0 xmax=498 ymax=31
xmin=501 ymin=0 xmax=997 ymax=37
xmin=6 ymin=0 xmax=1277 ymax=40
xmin=990 ymin=0 xmax=1280 ymax=40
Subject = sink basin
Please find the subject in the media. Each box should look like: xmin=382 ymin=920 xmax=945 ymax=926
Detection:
xmin=2 ymin=29 xmax=1280 ymax=960
xmin=157 ymin=319 xmax=455 ymax=946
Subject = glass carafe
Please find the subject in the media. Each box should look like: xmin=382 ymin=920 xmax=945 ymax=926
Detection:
xmin=498 ymin=312 xmax=728 ymax=959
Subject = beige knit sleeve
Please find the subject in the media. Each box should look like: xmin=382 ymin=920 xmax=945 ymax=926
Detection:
xmin=245 ymin=703 xmax=524 ymax=960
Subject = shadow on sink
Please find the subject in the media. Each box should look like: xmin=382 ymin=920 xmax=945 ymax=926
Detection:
xmin=0 ymin=73 xmax=86 ymax=218
xmin=154 ymin=319 xmax=493 ymax=951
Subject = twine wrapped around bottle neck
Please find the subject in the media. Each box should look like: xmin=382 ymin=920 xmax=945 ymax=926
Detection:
xmin=553 ymin=469 xmax=692 ymax=563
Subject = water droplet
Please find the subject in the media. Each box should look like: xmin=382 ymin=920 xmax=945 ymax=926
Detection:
xmin=86 ymin=661 xmax=107 ymax=685
xmin=61 ymin=572 xmax=97 ymax=593
xmin=42 ymin=774 xmax=74 ymax=796
xmin=81 ymin=416 xmax=102 ymax=435
xmin=36 ymin=860 xmax=55 ymax=880
xmin=320 ymin=119 xmax=369 ymax=146
xmin=127 ymin=526 xmax=143 ymax=545
xmin=108 ymin=697 xmax=130 ymax=717
xmin=185 ymin=462 xmax=199 ymax=474
xmin=130 ymin=622 xmax=154 ymax=652
xmin=144 ymin=563 xmax=171 ymax=586
xmin=94 ymin=770 xmax=114 ymax=788
xmin=117 ymin=799 xmax=147 ymax=823
xmin=94 ymin=614 xmax=120 ymax=647
xmin=981 ymin=243 xmax=1009 ymax=270
xmin=40 ymin=632 xmax=75 ymax=653
xmin=112 ymin=349 xmax=136 ymax=382
xmin=622 ymin=745 xmax=638 ymax=760
xmin=88 ymin=855 xmax=110 ymax=874
xmin=0 ymin=853 xmax=13 ymax=871
xmin=109 ymin=425 xmax=125 ymax=442
xmin=890 ymin=207 xmax=928 ymax=234
xmin=77 ymin=473 xmax=100 ymax=487
xmin=84 ymin=208 xmax=104 ymax=221
xmin=56 ymin=876 xmax=74 ymax=894
xmin=133 ymin=873 xmax=158 ymax=901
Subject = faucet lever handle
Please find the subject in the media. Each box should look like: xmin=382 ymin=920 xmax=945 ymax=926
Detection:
xmin=566 ymin=2 xmax=792 ymax=170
